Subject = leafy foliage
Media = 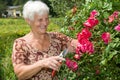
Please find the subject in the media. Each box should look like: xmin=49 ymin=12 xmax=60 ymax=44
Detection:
xmin=49 ymin=0 xmax=83 ymax=17
xmin=59 ymin=0 xmax=120 ymax=79
xmin=0 ymin=0 xmax=7 ymax=17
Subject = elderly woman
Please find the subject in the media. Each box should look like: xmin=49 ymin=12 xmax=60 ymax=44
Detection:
xmin=12 ymin=1 xmax=77 ymax=80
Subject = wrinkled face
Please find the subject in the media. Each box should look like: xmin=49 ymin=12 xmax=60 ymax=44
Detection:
xmin=28 ymin=13 xmax=49 ymax=34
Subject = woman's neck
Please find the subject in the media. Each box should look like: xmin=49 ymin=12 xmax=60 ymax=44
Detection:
xmin=29 ymin=31 xmax=47 ymax=40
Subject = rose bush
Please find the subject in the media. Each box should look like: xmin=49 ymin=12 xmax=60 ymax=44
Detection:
xmin=59 ymin=0 xmax=120 ymax=79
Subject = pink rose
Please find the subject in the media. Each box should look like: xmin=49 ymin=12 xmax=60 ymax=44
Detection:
xmin=81 ymin=28 xmax=92 ymax=39
xmin=114 ymin=24 xmax=120 ymax=32
xmin=108 ymin=11 xmax=119 ymax=23
xmin=101 ymin=32 xmax=111 ymax=44
xmin=108 ymin=15 xmax=114 ymax=23
xmin=90 ymin=10 xmax=98 ymax=18
xmin=77 ymin=33 xmax=88 ymax=43
xmin=83 ymin=17 xmax=99 ymax=29
xmin=75 ymin=46 xmax=81 ymax=54
xmin=77 ymin=28 xmax=92 ymax=43
xmin=66 ymin=58 xmax=78 ymax=71
xmin=74 ymin=54 xmax=81 ymax=60
xmin=77 ymin=38 xmax=94 ymax=54
xmin=86 ymin=41 xmax=94 ymax=54
xmin=113 ymin=11 xmax=119 ymax=18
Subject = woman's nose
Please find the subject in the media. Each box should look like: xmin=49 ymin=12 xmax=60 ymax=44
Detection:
xmin=42 ymin=20 xmax=48 ymax=26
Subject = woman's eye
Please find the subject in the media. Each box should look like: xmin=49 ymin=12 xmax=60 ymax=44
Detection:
xmin=46 ymin=18 xmax=48 ymax=20
xmin=38 ymin=18 xmax=49 ymax=22
xmin=39 ymin=19 xmax=42 ymax=22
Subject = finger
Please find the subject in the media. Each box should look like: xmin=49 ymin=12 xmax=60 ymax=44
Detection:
xmin=52 ymin=61 xmax=60 ymax=69
xmin=49 ymin=64 xmax=59 ymax=71
xmin=54 ymin=56 xmax=65 ymax=61
xmin=52 ymin=59 xmax=61 ymax=67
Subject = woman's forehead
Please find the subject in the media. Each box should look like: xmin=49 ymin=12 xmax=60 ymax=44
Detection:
xmin=34 ymin=13 xmax=49 ymax=18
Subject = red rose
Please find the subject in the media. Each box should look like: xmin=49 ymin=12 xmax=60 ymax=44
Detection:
xmin=83 ymin=17 xmax=99 ymax=29
xmin=108 ymin=15 xmax=114 ymax=23
xmin=81 ymin=28 xmax=92 ymax=39
xmin=101 ymin=32 xmax=111 ymax=44
xmin=66 ymin=58 xmax=78 ymax=71
xmin=77 ymin=38 xmax=94 ymax=54
xmin=90 ymin=10 xmax=98 ymax=18
xmin=113 ymin=11 xmax=119 ymax=18
xmin=114 ymin=24 xmax=120 ymax=32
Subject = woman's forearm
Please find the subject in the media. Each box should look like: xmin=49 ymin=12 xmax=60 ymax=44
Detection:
xmin=15 ymin=60 xmax=44 ymax=80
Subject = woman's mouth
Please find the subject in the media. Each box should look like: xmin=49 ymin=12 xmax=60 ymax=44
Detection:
xmin=40 ymin=26 xmax=46 ymax=29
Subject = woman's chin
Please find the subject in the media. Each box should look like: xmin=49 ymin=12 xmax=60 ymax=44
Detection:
xmin=39 ymin=27 xmax=48 ymax=33
xmin=39 ymin=30 xmax=47 ymax=34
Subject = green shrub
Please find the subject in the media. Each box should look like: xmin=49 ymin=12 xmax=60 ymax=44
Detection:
xmin=49 ymin=0 xmax=83 ymax=17
xmin=59 ymin=0 xmax=120 ymax=80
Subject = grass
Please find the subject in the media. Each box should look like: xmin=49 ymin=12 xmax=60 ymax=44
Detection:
xmin=0 ymin=18 xmax=63 ymax=80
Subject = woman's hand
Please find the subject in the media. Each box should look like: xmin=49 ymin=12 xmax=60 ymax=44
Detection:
xmin=42 ymin=56 xmax=65 ymax=71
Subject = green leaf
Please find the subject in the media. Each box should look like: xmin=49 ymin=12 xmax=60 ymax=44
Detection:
xmin=107 ymin=2 xmax=112 ymax=10
xmin=103 ymin=12 xmax=110 ymax=19
xmin=103 ymin=2 xmax=112 ymax=11
xmin=105 ymin=45 xmax=111 ymax=54
xmin=108 ymin=51 xmax=117 ymax=61
xmin=114 ymin=38 xmax=119 ymax=42
xmin=100 ymin=59 xmax=107 ymax=65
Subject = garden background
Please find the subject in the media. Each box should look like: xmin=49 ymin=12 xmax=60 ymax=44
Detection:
xmin=0 ymin=0 xmax=120 ymax=80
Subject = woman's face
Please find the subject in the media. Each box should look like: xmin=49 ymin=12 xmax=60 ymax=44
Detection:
xmin=29 ymin=13 xmax=49 ymax=34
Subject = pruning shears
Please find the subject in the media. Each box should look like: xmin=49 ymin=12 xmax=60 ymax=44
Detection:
xmin=51 ymin=48 xmax=69 ymax=77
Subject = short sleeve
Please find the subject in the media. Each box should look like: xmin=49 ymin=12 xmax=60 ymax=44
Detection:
xmin=53 ymin=32 xmax=73 ymax=50
xmin=12 ymin=39 xmax=28 ymax=65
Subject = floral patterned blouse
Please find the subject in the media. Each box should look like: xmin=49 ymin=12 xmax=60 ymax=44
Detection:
xmin=12 ymin=32 xmax=74 ymax=80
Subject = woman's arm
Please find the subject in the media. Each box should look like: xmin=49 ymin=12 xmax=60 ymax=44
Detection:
xmin=13 ymin=60 xmax=44 ymax=80
xmin=13 ymin=56 xmax=65 ymax=80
